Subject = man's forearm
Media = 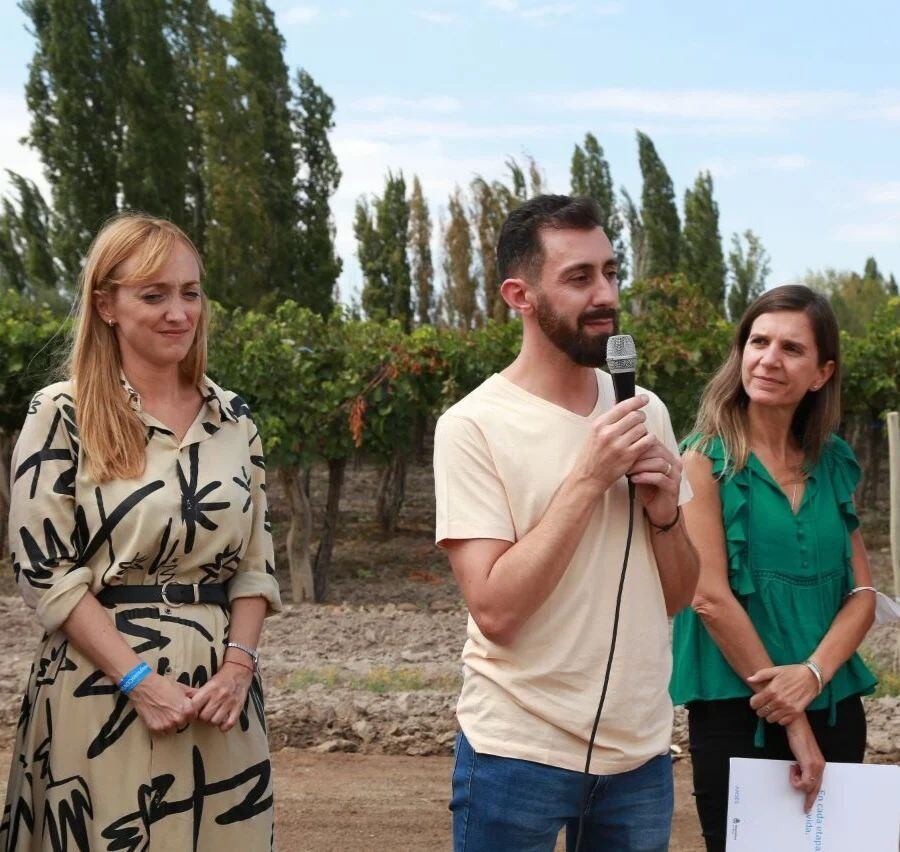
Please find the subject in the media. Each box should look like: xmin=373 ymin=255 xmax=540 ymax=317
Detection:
xmin=649 ymin=516 xmax=699 ymax=615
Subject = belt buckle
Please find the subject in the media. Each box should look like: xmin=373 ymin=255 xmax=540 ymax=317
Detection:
xmin=161 ymin=580 xmax=186 ymax=608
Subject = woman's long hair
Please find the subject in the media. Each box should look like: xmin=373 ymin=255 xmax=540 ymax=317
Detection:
xmin=66 ymin=213 xmax=208 ymax=482
xmin=692 ymin=284 xmax=841 ymax=472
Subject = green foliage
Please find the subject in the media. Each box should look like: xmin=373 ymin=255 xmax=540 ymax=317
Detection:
xmin=22 ymin=0 xmax=119 ymax=277
xmin=727 ymin=230 xmax=770 ymax=321
xmin=622 ymin=275 xmax=732 ymax=436
xmin=0 ymin=291 xmax=68 ymax=434
xmin=0 ymin=173 xmax=62 ymax=305
xmin=409 ymin=176 xmax=434 ymax=326
xmin=570 ymin=133 xmax=627 ymax=283
xmin=293 ymin=68 xmax=342 ymax=316
xmin=841 ymin=297 xmax=900 ymax=419
xmin=357 ymin=173 xmax=412 ymax=329
xmin=802 ymin=262 xmax=891 ymax=337
xmin=637 ymin=132 xmax=681 ymax=280
xmin=442 ymin=189 xmax=478 ymax=329
xmin=681 ymin=171 xmax=726 ymax=313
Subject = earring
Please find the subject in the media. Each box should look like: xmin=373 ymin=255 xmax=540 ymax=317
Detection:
xmin=108 ymin=320 xmax=115 ymax=327
xmin=811 ymin=384 xmax=820 ymax=391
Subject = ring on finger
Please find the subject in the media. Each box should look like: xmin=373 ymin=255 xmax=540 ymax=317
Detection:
xmin=664 ymin=461 xmax=673 ymax=477
xmin=761 ymin=703 xmax=771 ymax=715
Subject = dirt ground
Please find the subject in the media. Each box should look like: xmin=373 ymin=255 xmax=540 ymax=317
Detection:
xmin=0 ymin=457 xmax=896 ymax=850
xmin=0 ymin=748 xmax=704 ymax=851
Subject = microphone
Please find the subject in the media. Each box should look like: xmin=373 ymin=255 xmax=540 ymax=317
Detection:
xmin=606 ymin=334 xmax=637 ymax=403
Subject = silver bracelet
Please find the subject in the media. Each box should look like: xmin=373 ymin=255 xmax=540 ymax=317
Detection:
xmin=802 ymin=659 xmax=824 ymax=695
xmin=846 ymin=585 xmax=877 ymax=597
xmin=225 ymin=641 xmax=259 ymax=668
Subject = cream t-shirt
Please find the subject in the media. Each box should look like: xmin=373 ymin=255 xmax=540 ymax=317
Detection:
xmin=434 ymin=369 xmax=692 ymax=774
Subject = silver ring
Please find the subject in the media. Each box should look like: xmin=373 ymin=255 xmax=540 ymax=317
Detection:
xmin=664 ymin=461 xmax=673 ymax=477
xmin=762 ymin=703 xmax=771 ymax=715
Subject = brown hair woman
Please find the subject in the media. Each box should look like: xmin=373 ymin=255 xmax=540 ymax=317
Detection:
xmin=1 ymin=213 xmax=282 ymax=850
xmin=670 ymin=284 xmax=877 ymax=852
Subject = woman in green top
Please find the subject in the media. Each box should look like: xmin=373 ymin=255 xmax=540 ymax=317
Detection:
xmin=670 ymin=285 xmax=877 ymax=852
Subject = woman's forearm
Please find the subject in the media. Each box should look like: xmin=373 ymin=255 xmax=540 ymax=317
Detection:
xmin=811 ymin=594 xmax=875 ymax=683
xmin=223 ymin=596 xmax=267 ymax=666
xmin=695 ymin=594 xmax=774 ymax=690
xmin=61 ymin=592 xmax=143 ymax=682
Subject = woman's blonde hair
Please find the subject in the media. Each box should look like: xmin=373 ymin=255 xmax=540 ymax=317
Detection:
xmin=67 ymin=213 xmax=208 ymax=482
xmin=692 ymin=284 xmax=841 ymax=472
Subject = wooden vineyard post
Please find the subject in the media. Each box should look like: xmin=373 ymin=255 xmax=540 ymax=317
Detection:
xmin=888 ymin=411 xmax=900 ymax=601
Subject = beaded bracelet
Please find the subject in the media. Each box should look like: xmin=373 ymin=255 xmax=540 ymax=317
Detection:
xmin=119 ymin=661 xmax=152 ymax=695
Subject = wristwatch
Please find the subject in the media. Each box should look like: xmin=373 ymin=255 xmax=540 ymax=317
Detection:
xmin=225 ymin=641 xmax=259 ymax=668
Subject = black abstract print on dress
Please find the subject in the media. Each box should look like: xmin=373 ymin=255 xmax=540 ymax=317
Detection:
xmin=0 ymin=377 xmax=282 ymax=851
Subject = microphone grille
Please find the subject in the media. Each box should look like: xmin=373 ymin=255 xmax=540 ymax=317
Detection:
xmin=606 ymin=334 xmax=637 ymax=374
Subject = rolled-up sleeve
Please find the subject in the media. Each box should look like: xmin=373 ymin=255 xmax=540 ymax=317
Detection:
xmin=227 ymin=423 xmax=283 ymax=614
xmin=9 ymin=393 xmax=92 ymax=633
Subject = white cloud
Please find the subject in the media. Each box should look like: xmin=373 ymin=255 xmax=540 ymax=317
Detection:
xmin=833 ymin=220 xmax=900 ymax=243
xmin=862 ymin=181 xmax=900 ymax=204
xmin=281 ymin=5 xmax=319 ymax=25
xmin=756 ymin=154 xmax=811 ymax=171
xmin=521 ymin=3 xmax=576 ymax=18
xmin=700 ymin=154 xmax=811 ymax=179
xmin=486 ymin=0 xmax=576 ymax=18
xmin=337 ymin=116 xmax=569 ymax=141
xmin=525 ymin=88 xmax=869 ymax=122
xmin=413 ymin=10 xmax=457 ymax=25
xmin=351 ymin=95 xmax=463 ymax=114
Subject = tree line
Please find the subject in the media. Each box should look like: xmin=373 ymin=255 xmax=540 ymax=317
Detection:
xmin=1 ymin=285 xmax=896 ymax=603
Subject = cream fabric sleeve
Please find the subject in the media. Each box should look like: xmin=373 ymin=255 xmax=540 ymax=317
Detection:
xmin=433 ymin=413 xmax=516 ymax=545
xmin=9 ymin=392 xmax=93 ymax=633
xmin=227 ymin=422 xmax=283 ymax=614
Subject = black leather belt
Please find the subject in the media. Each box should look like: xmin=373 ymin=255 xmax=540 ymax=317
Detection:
xmin=97 ymin=582 xmax=228 ymax=608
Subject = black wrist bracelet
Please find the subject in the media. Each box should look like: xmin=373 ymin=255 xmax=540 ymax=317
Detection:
xmin=645 ymin=505 xmax=680 ymax=533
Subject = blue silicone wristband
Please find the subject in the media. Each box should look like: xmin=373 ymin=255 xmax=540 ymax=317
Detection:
xmin=119 ymin=661 xmax=152 ymax=695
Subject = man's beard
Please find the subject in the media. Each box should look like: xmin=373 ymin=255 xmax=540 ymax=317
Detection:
xmin=534 ymin=293 xmax=619 ymax=368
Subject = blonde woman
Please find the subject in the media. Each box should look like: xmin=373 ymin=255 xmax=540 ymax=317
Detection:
xmin=1 ymin=214 xmax=282 ymax=850
xmin=670 ymin=285 xmax=877 ymax=852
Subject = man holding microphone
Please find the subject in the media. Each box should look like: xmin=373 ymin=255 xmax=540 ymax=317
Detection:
xmin=434 ymin=195 xmax=699 ymax=850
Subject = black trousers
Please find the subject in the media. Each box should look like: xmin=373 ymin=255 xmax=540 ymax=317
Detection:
xmin=687 ymin=696 xmax=867 ymax=852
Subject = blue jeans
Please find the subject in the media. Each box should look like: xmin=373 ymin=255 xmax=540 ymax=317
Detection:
xmin=450 ymin=732 xmax=673 ymax=852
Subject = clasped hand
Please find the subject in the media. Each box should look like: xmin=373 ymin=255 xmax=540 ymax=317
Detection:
xmin=747 ymin=664 xmax=820 ymax=726
xmin=130 ymin=663 xmax=253 ymax=735
xmin=577 ymin=395 xmax=681 ymax=524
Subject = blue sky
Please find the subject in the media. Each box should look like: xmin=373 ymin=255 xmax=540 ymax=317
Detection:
xmin=2 ymin=0 xmax=899 ymax=302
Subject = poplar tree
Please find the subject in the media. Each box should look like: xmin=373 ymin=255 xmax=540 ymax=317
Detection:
xmin=443 ymin=188 xmax=478 ymax=329
xmin=108 ymin=0 xmax=190 ymax=228
xmin=727 ymin=230 xmax=770 ymax=320
xmin=621 ymin=189 xmax=648 ymax=283
xmin=408 ymin=176 xmax=433 ymax=326
xmin=356 ymin=173 xmax=412 ymax=329
xmin=570 ymin=133 xmax=627 ymax=281
xmin=200 ymin=0 xmax=299 ymax=306
xmin=0 ymin=174 xmax=59 ymax=303
xmin=293 ymin=69 xmax=342 ymax=316
xmin=681 ymin=171 xmax=726 ymax=311
xmin=637 ymin=131 xmax=681 ymax=279
xmin=470 ymin=177 xmax=505 ymax=322
xmin=21 ymin=0 xmax=118 ymax=278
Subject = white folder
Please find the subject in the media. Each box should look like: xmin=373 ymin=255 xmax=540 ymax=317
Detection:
xmin=725 ymin=757 xmax=900 ymax=851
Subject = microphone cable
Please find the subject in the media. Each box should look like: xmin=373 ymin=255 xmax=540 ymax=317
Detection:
xmin=574 ymin=479 xmax=636 ymax=852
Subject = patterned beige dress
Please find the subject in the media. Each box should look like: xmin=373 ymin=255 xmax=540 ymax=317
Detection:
xmin=0 ymin=376 xmax=282 ymax=851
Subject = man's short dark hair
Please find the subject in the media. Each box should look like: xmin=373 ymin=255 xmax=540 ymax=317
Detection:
xmin=496 ymin=194 xmax=604 ymax=283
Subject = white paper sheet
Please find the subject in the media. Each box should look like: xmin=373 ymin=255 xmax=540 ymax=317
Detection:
xmin=725 ymin=758 xmax=900 ymax=851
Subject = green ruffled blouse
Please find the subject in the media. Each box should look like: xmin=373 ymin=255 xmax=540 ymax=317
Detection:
xmin=670 ymin=433 xmax=876 ymax=729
